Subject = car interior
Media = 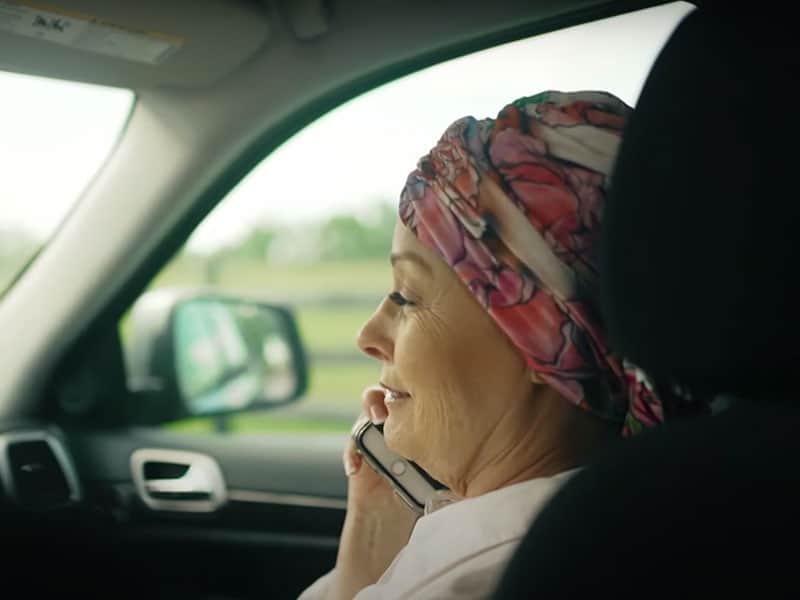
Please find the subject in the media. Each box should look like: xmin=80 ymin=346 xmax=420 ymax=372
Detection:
xmin=2 ymin=1 xmax=795 ymax=598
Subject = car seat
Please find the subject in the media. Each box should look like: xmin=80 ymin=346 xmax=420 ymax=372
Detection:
xmin=491 ymin=5 xmax=800 ymax=597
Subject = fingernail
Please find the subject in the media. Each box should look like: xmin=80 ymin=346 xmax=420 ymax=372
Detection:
xmin=344 ymin=453 xmax=361 ymax=476
xmin=370 ymin=405 xmax=387 ymax=425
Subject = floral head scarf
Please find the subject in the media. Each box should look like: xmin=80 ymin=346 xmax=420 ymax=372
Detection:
xmin=399 ymin=90 xmax=662 ymax=436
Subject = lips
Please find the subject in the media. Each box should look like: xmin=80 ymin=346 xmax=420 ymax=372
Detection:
xmin=379 ymin=382 xmax=411 ymax=403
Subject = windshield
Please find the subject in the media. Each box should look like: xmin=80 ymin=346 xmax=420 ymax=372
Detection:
xmin=0 ymin=71 xmax=134 ymax=297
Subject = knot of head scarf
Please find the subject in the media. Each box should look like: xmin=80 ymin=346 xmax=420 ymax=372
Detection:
xmin=399 ymin=90 xmax=662 ymax=436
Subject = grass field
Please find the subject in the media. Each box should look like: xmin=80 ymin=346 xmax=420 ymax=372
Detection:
xmin=165 ymin=357 xmax=378 ymax=435
xmin=127 ymin=254 xmax=389 ymax=435
xmin=296 ymin=305 xmax=377 ymax=353
xmin=151 ymin=254 xmax=392 ymax=297
xmin=305 ymin=359 xmax=382 ymax=407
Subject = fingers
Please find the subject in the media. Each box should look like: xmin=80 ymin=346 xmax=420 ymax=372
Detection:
xmin=361 ymin=385 xmax=388 ymax=425
xmin=343 ymin=437 xmax=363 ymax=477
xmin=342 ymin=385 xmax=390 ymax=478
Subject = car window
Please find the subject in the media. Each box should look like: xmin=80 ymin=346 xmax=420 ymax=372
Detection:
xmin=0 ymin=71 xmax=134 ymax=298
xmin=119 ymin=2 xmax=694 ymax=436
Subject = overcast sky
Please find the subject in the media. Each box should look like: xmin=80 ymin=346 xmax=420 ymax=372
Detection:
xmin=1 ymin=2 xmax=693 ymax=254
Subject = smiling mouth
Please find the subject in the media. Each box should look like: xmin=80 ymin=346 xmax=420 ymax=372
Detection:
xmin=379 ymin=382 xmax=411 ymax=403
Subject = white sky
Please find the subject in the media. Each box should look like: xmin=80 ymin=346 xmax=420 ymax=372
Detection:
xmin=0 ymin=73 xmax=133 ymax=238
xmin=1 ymin=2 xmax=693 ymax=255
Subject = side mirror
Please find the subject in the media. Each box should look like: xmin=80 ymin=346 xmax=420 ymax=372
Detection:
xmin=123 ymin=289 xmax=307 ymax=423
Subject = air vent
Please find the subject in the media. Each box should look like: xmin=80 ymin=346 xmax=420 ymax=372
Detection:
xmin=7 ymin=440 xmax=70 ymax=507
xmin=0 ymin=430 xmax=80 ymax=509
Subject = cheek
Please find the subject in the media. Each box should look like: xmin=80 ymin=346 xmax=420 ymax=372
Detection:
xmin=385 ymin=313 xmax=459 ymax=457
xmin=390 ymin=311 xmax=497 ymax=452
xmin=402 ymin=307 xmax=529 ymax=419
xmin=396 ymin=311 xmax=462 ymax=403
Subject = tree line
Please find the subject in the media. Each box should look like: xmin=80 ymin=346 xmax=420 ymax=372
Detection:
xmin=198 ymin=202 xmax=396 ymax=265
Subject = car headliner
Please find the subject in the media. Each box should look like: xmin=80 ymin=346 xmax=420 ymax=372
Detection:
xmin=0 ymin=0 xmax=673 ymax=418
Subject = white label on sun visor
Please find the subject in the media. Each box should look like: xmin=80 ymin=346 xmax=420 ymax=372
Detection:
xmin=0 ymin=1 xmax=183 ymax=64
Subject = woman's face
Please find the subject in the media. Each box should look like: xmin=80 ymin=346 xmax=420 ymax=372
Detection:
xmin=357 ymin=222 xmax=536 ymax=486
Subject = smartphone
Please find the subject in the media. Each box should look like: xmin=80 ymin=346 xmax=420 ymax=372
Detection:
xmin=351 ymin=420 xmax=445 ymax=514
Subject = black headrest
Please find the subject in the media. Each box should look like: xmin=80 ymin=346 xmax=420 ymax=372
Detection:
xmin=600 ymin=7 xmax=800 ymax=401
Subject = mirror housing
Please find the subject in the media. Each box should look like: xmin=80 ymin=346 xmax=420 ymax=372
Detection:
xmin=123 ymin=288 xmax=307 ymax=423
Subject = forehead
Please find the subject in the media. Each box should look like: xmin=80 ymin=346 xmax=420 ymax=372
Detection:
xmin=392 ymin=221 xmax=432 ymax=257
xmin=391 ymin=220 xmax=417 ymax=251
xmin=391 ymin=221 xmax=447 ymax=273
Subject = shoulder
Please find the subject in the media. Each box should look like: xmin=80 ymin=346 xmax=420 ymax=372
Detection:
xmin=353 ymin=472 xmax=580 ymax=599
xmin=427 ymin=541 xmax=520 ymax=598
xmin=356 ymin=540 xmax=519 ymax=600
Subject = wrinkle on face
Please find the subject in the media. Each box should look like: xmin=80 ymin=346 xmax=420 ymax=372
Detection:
xmin=365 ymin=221 xmax=601 ymax=497
xmin=395 ymin=260 xmax=524 ymax=486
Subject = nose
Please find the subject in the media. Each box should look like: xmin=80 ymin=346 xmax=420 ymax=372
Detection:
xmin=357 ymin=302 xmax=394 ymax=363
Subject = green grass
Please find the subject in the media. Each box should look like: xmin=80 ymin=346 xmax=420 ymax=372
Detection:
xmin=119 ymin=289 xmax=380 ymax=356
xmin=249 ymin=260 xmax=391 ymax=296
xmin=123 ymin=257 xmax=387 ymax=350
xmin=154 ymin=256 xmax=392 ymax=298
xmin=305 ymin=359 xmax=382 ymax=408
xmin=296 ymin=305 xmax=377 ymax=352
xmin=165 ymin=359 xmax=377 ymax=434
xmin=122 ymin=255 xmax=388 ymax=434
xmin=149 ymin=253 xmax=207 ymax=288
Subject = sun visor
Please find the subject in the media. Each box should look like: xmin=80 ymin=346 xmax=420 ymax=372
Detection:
xmin=0 ymin=0 xmax=270 ymax=88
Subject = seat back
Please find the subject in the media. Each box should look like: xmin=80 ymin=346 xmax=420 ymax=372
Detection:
xmin=492 ymin=6 xmax=800 ymax=596
xmin=600 ymin=5 xmax=800 ymax=402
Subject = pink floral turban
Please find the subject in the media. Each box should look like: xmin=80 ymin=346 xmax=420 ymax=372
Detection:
xmin=399 ymin=91 xmax=662 ymax=436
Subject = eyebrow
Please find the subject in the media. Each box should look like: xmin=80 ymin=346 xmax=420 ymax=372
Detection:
xmin=390 ymin=251 xmax=433 ymax=275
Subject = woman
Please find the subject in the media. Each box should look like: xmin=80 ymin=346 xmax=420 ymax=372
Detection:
xmin=299 ymin=90 xmax=666 ymax=600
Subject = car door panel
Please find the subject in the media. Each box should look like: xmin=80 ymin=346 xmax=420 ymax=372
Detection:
xmin=3 ymin=423 xmax=348 ymax=599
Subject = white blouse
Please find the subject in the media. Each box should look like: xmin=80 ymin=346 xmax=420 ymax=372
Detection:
xmin=298 ymin=469 xmax=578 ymax=600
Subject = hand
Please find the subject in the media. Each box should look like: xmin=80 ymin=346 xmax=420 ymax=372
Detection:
xmin=326 ymin=386 xmax=419 ymax=600
xmin=343 ymin=385 xmax=400 ymax=514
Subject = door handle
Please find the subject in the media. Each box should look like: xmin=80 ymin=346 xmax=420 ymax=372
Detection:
xmin=145 ymin=464 xmax=214 ymax=498
xmin=131 ymin=449 xmax=227 ymax=512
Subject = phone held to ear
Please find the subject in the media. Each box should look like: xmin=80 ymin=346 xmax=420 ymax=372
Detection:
xmin=352 ymin=420 xmax=446 ymax=515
